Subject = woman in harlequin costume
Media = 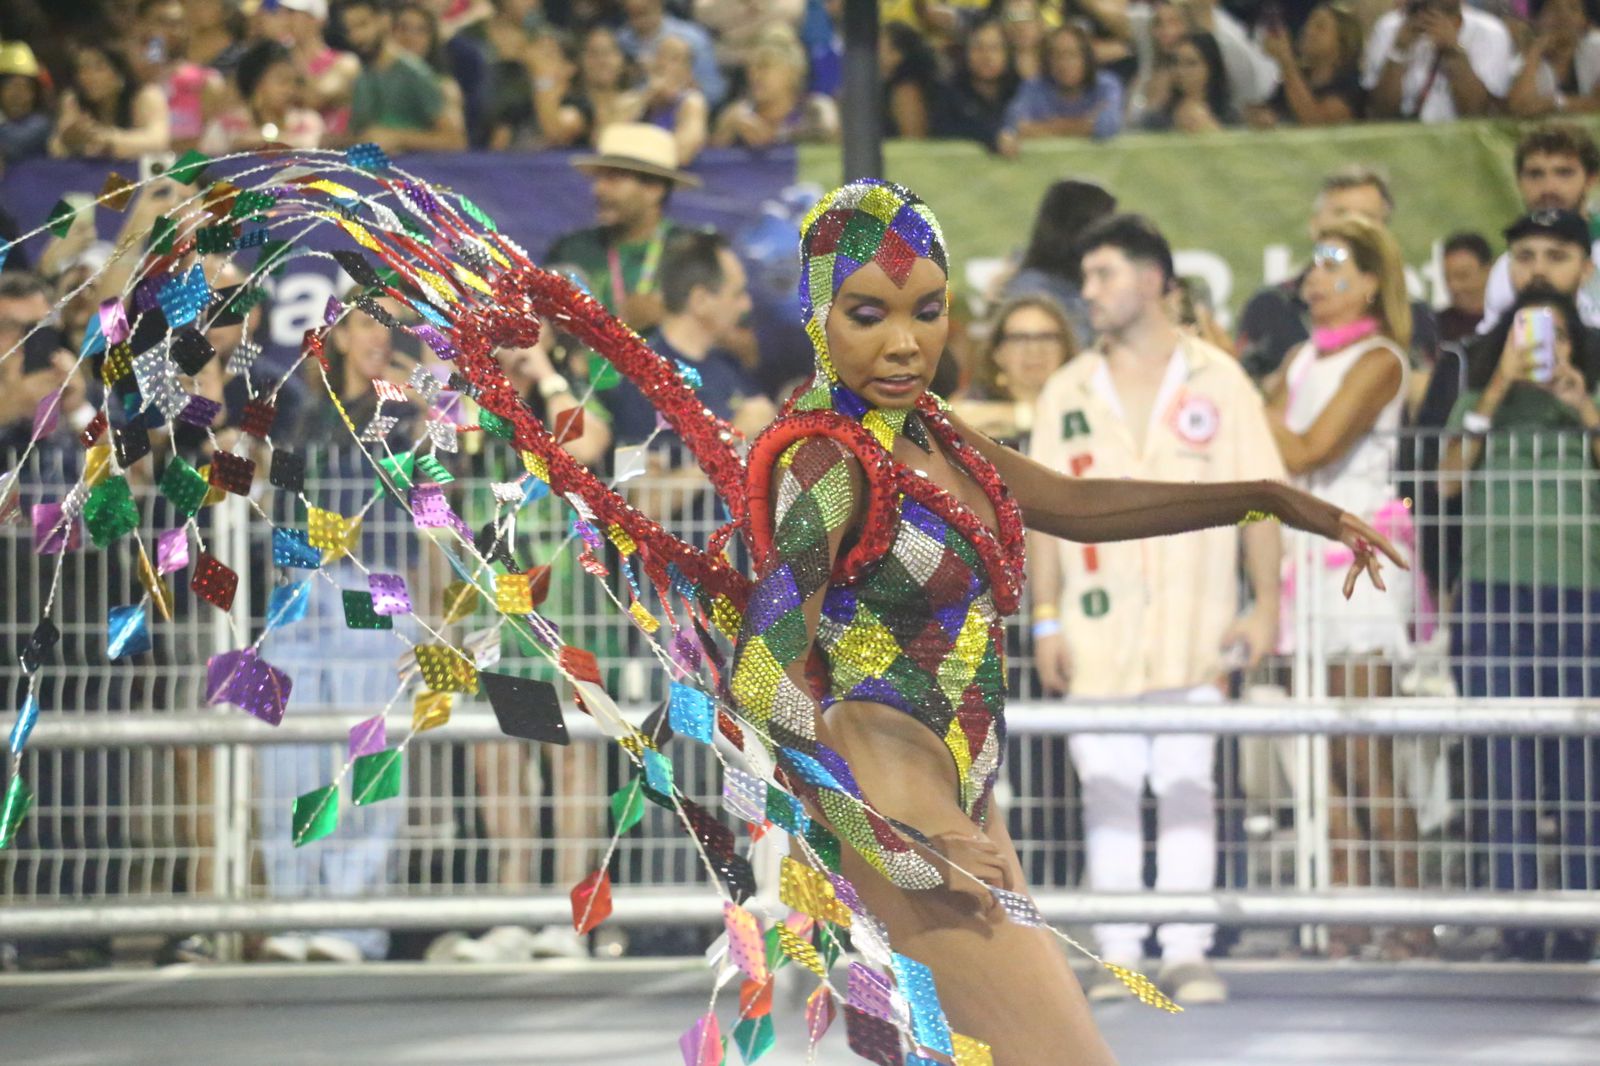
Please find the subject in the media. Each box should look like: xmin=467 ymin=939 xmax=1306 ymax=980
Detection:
xmin=729 ymin=179 xmax=1405 ymax=1064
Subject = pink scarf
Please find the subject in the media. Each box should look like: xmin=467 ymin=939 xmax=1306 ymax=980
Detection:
xmin=1311 ymin=316 xmax=1379 ymax=355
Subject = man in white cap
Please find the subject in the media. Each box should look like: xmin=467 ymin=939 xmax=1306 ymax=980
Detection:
xmin=548 ymin=121 xmax=701 ymax=333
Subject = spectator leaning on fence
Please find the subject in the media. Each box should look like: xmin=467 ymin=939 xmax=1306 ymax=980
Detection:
xmin=1363 ymin=0 xmax=1512 ymax=122
xmin=1139 ymin=32 xmax=1236 ymax=132
xmin=272 ymin=0 xmax=358 ymax=138
xmin=1480 ymin=122 xmax=1600 ymax=332
xmin=1002 ymin=23 xmax=1124 ymax=143
xmin=1507 ymin=0 xmax=1600 ymax=118
xmin=1029 ymin=214 xmax=1284 ymax=1007
xmin=1437 ymin=284 xmax=1600 ymax=961
xmin=709 ymin=26 xmax=839 ymax=148
xmin=616 ymin=0 xmax=726 ymax=108
xmin=199 ymin=40 xmax=326 ymax=153
xmin=570 ymin=25 xmax=645 ymax=144
xmin=880 ymin=20 xmax=939 ymax=138
xmin=49 ymin=41 xmax=171 ymax=159
xmin=638 ymin=35 xmax=708 ymax=164
xmin=335 ymin=0 xmax=466 ymax=152
xmin=392 ymin=0 xmax=474 ymax=149
xmin=931 ymin=16 xmax=1021 ymax=152
xmin=131 ymin=0 xmax=225 ymax=153
xmin=1250 ymin=0 xmax=1367 ymax=127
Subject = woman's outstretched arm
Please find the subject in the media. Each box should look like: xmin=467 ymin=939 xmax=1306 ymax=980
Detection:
xmin=947 ymin=410 xmax=1406 ymax=595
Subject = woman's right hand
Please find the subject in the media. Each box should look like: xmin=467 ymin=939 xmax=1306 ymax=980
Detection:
xmin=1492 ymin=332 xmax=1535 ymax=394
xmin=929 ymin=829 xmax=1015 ymax=910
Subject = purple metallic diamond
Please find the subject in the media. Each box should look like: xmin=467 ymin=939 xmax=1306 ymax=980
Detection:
xmin=847 ymin=962 xmax=896 ymax=1022
xmin=348 ymin=714 xmax=387 ymax=760
xmin=205 ymin=648 xmax=292 ymax=725
xmin=410 ymin=484 xmax=452 ymax=529
xmin=32 ymin=501 xmax=81 ymax=555
xmin=156 ymin=526 xmax=189 ymax=574
xmin=828 ymin=871 xmax=861 ymax=914
xmin=368 ymin=572 xmax=412 ymax=616
xmin=178 ymin=394 xmax=222 ymax=428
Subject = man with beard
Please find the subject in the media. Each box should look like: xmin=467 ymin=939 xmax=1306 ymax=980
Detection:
xmin=336 ymin=0 xmax=465 ymax=152
xmin=546 ymin=122 xmax=700 ymax=333
xmin=1479 ymin=123 xmax=1600 ymax=331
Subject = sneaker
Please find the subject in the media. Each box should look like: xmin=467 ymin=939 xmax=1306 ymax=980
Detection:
xmin=424 ymin=931 xmax=470 ymax=964
xmin=525 ymin=926 xmax=590 ymax=959
xmin=452 ymin=926 xmax=539 ymax=963
xmin=1085 ymin=962 xmax=1139 ymax=1002
xmin=306 ymin=935 xmax=365 ymax=964
xmin=260 ymin=934 xmax=309 ymax=963
xmin=1159 ymin=959 xmax=1228 ymax=1005
xmin=160 ymin=934 xmax=218 ymax=965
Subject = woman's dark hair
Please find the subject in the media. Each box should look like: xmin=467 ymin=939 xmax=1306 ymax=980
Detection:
xmin=1045 ymin=23 xmax=1097 ymax=94
xmin=882 ymin=21 xmax=941 ymax=93
xmin=1173 ymin=31 xmax=1230 ymax=120
xmin=234 ymin=40 xmax=292 ymax=104
xmin=1019 ymin=178 xmax=1119 ymax=279
xmin=957 ymin=16 xmax=1020 ymax=98
xmin=395 ymin=2 xmax=449 ymax=74
xmin=71 ymin=41 xmax=139 ymax=129
xmin=577 ymin=24 xmax=637 ymax=92
xmin=1470 ymin=285 xmax=1597 ymax=391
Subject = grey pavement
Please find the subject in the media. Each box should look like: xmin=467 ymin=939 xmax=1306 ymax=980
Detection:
xmin=0 ymin=959 xmax=1596 ymax=1065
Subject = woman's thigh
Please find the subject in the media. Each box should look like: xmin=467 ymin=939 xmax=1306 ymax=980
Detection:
xmin=831 ymin=747 xmax=1119 ymax=1066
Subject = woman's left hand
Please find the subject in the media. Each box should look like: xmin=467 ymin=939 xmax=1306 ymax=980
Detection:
xmin=1335 ymin=511 xmax=1409 ymax=599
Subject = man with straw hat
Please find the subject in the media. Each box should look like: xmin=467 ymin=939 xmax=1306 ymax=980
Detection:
xmin=547 ymin=121 xmax=701 ymax=332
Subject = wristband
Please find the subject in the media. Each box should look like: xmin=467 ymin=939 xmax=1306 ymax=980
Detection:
xmin=1462 ymin=410 xmax=1493 ymax=436
xmin=1032 ymin=618 xmax=1062 ymax=639
xmin=1032 ymin=602 xmax=1060 ymax=620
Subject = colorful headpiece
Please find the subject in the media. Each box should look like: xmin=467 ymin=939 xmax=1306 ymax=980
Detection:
xmin=797 ymin=178 xmax=948 ymax=386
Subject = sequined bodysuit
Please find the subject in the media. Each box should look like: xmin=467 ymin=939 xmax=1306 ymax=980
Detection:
xmin=739 ymin=392 xmax=1025 ymax=832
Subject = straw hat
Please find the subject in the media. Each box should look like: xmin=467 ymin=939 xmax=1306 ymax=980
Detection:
xmin=572 ymin=122 xmax=702 ymax=188
xmin=0 ymin=41 xmax=42 ymax=80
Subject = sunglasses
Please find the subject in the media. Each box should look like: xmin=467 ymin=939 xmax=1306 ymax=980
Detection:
xmin=1311 ymin=242 xmax=1351 ymax=268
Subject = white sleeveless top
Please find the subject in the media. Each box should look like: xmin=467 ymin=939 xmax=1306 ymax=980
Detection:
xmin=1280 ymin=333 xmax=1412 ymax=658
xmin=1282 ymin=334 xmax=1408 ymax=517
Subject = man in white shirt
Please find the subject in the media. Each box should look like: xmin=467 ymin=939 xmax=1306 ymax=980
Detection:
xmin=1363 ymin=0 xmax=1513 ymax=122
xmin=1479 ymin=122 xmax=1600 ymax=331
xmin=1031 ymin=215 xmax=1285 ymax=1007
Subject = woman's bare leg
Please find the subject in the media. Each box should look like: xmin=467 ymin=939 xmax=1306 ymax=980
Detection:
xmin=824 ymin=722 xmax=1119 ymax=1066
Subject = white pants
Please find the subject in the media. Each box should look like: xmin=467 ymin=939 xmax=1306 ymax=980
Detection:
xmin=1069 ymin=688 xmax=1220 ymax=965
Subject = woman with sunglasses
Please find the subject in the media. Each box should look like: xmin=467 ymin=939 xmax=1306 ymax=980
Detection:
xmin=1263 ymin=216 xmax=1430 ymax=957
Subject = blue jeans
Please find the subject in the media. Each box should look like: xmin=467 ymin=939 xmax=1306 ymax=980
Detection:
xmin=1453 ymin=581 xmax=1600 ymax=891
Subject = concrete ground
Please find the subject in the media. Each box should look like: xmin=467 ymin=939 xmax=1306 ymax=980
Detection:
xmin=0 ymin=959 xmax=1596 ymax=1065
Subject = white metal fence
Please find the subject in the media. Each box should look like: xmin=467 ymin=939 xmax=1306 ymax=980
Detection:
xmin=2 ymin=430 xmax=1598 ymax=943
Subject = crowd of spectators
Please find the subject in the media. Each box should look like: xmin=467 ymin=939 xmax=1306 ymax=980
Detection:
xmin=5 ymin=0 xmax=1598 ymax=168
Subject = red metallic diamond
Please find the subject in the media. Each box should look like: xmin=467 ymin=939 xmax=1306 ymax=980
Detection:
xmin=191 ymin=552 xmax=238 ymax=611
